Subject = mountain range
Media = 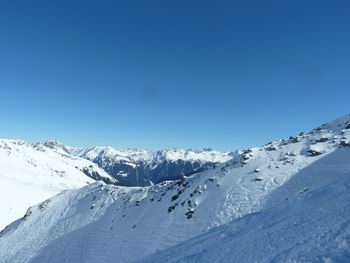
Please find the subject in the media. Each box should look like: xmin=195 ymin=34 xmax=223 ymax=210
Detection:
xmin=69 ymin=146 xmax=234 ymax=186
xmin=0 ymin=139 xmax=233 ymax=230
xmin=1 ymin=114 xmax=350 ymax=262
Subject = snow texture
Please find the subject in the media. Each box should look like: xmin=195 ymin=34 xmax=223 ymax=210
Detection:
xmin=0 ymin=139 xmax=116 ymax=230
xmin=1 ymin=114 xmax=350 ymax=263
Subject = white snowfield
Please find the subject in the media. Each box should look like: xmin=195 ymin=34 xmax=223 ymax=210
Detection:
xmin=70 ymin=146 xmax=233 ymax=164
xmin=69 ymin=146 xmax=143 ymax=167
xmin=0 ymin=139 xmax=116 ymax=230
xmin=1 ymin=115 xmax=350 ymax=263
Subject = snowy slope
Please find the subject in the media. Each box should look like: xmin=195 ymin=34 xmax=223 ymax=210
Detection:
xmin=0 ymin=139 xmax=117 ymax=230
xmin=70 ymin=146 xmax=234 ymax=186
xmin=1 ymin=115 xmax=350 ymax=263
xmin=140 ymin=147 xmax=350 ymax=263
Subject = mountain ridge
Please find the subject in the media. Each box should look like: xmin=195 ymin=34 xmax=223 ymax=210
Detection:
xmin=68 ymin=145 xmax=235 ymax=186
xmin=1 ymin=114 xmax=349 ymax=262
xmin=0 ymin=138 xmax=117 ymax=230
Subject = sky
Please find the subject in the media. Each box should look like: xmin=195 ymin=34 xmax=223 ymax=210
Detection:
xmin=0 ymin=0 xmax=350 ymax=151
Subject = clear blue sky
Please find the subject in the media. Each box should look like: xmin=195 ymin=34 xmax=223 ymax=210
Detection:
xmin=0 ymin=0 xmax=349 ymax=151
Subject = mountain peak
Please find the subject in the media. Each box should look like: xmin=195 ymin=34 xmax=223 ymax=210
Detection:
xmin=1 ymin=114 xmax=350 ymax=262
xmin=38 ymin=140 xmax=69 ymax=154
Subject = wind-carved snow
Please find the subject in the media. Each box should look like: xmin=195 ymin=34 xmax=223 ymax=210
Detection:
xmin=0 ymin=139 xmax=117 ymax=230
xmin=1 ymin=114 xmax=350 ymax=263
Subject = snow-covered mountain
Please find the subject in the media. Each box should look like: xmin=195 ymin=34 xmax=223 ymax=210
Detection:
xmin=1 ymin=114 xmax=350 ymax=263
xmin=0 ymin=139 xmax=117 ymax=230
xmin=70 ymin=146 xmax=234 ymax=186
xmin=0 ymin=138 xmax=231 ymax=230
xmin=140 ymin=146 xmax=350 ymax=263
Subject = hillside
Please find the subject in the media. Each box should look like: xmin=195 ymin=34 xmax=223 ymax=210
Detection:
xmin=140 ymin=146 xmax=350 ymax=262
xmin=1 ymin=115 xmax=350 ymax=262
xmin=0 ymin=139 xmax=116 ymax=230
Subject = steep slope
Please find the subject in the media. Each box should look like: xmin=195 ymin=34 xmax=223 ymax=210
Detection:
xmin=1 ymin=115 xmax=350 ymax=263
xmin=70 ymin=146 xmax=234 ymax=186
xmin=0 ymin=139 xmax=117 ymax=230
xmin=69 ymin=146 xmax=152 ymax=186
xmin=140 ymin=147 xmax=350 ymax=263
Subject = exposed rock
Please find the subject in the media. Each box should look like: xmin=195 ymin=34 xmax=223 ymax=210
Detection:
xmin=314 ymin=137 xmax=329 ymax=143
xmin=266 ymin=146 xmax=277 ymax=151
xmin=307 ymin=150 xmax=322 ymax=157
xmin=290 ymin=136 xmax=301 ymax=143
xmin=340 ymin=141 xmax=350 ymax=147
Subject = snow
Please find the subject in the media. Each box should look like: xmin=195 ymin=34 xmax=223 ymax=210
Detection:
xmin=70 ymin=146 xmax=153 ymax=165
xmin=118 ymin=172 xmax=128 ymax=177
xmin=70 ymin=145 xmax=235 ymax=186
xmin=70 ymin=146 xmax=233 ymax=164
xmin=140 ymin=147 xmax=350 ymax=263
xmin=1 ymin=114 xmax=350 ymax=263
xmin=153 ymin=148 xmax=234 ymax=163
xmin=0 ymin=139 xmax=116 ymax=230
